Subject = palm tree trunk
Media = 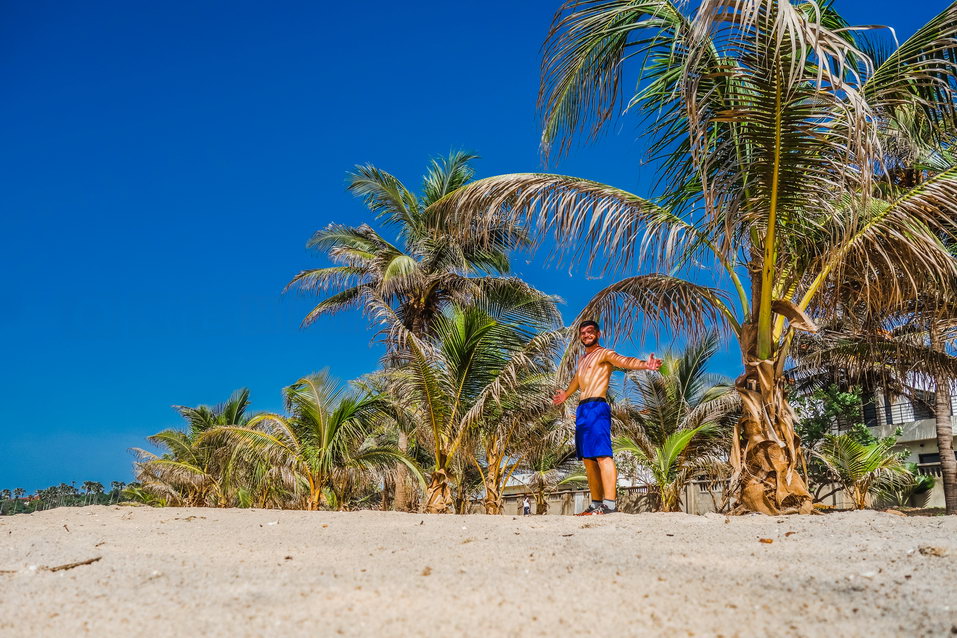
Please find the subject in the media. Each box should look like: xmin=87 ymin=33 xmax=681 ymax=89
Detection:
xmin=393 ymin=431 xmax=411 ymax=512
xmin=424 ymin=467 xmax=452 ymax=513
xmin=482 ymin=473 xmax=503 ymax=515
xmin=930 ymin=324 xmax=957 ymax=515
xmin=731 ymin=327 xmax=814 ymax=514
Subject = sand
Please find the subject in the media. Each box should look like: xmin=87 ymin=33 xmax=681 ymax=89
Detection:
xmin=1 ymin=506 xmax=955 ymax=637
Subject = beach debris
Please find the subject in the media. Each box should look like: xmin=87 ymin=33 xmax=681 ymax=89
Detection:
xmin=44 ymin=556 xmax=102 ymax=572
xmin=918 ymin=546 xmax=949 ymax=557
xmin=461 ymin=538 xmax=475 ymax=544
xmin=284 ymin=556 xmax=293 ymax=560
xmin=421 ymin=566 xmax=432 ymax=576
xmin=883 ymin=509 xmax=906 ymax=517
xmin=266 ymin=520 xmax=278 ymax=526
xmin=784 ymin=531 xmax=797 ymax=537
xmin=63 ymin=525 xmax=70 ymax=533
xmin=759 ymin=538 xmax=773 ymax=544
xmin=0 ymin=570 xmax=16 ymax=575
xmin=561 ymin=534 xmax=574 ymax=537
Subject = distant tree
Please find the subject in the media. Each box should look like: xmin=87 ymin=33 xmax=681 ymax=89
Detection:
xmin=109 ymin=481 xmax=126 ymax=504
xmin=89 ymin=482 xmax=104 ymax=505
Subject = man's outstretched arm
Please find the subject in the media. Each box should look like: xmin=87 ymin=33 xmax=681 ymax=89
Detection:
xmin=552 ymin=374 xmax=579 ymax=405
xmin=604 ymin=351 xmax=663 ymax=371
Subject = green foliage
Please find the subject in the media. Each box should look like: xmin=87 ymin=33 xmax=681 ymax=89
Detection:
xmin=816 ymin=434 xmax=913 ymax=509
xmin=792 ymin=385 xmax=865 ymax=449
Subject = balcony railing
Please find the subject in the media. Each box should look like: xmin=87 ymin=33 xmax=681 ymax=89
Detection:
xmin=916 ymin=463 xmax=942 ymax=477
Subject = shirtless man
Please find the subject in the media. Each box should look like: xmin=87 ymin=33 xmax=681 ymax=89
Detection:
xmin=553 ymin=320 xmax=662 ymax=515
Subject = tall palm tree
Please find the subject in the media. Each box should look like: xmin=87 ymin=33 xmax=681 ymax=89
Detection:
xmin=134 ymin=389 xmax=252 ymax=507
xmin=203 ymin=372 xmax=423 ymax=510
xmin=109 ymin=481 xmax=125 ymax=504
xmin=432 ymin=0 xmax=957 ymax=513
xmin=288 ymin=152 xmax=556 ymax=510
xmin=385 ymin=293 xmax=564 ymax=513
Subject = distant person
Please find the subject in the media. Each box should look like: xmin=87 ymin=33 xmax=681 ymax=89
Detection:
xmin=523 ymin=496 xmax=531 ymax=516
xmin=553 ymin=320 xmax=662 ymax=515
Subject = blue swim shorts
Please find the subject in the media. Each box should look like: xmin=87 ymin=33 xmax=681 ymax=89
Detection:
xmin=575 ymin=398 xmax=613 ymax=459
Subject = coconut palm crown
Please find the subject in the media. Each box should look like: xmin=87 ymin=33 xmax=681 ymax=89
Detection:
xmin=286 ymin=151 xmax=553 ymax=340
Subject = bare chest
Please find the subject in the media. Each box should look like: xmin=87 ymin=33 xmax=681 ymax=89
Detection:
xmin=577 ymin=349 xmax=608 ymax=377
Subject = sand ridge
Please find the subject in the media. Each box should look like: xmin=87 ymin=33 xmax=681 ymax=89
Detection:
xmin=1 ymin=506 xmax=955 ymax=637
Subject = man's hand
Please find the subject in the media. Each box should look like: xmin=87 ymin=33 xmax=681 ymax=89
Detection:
xmin=552 ymin=390 xmax=568 ymax=405
xmin=644 ymin=353 xmax=663 ymax=371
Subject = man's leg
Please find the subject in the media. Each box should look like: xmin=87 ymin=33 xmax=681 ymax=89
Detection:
xmin=583 ymin=457 xmax=604 ymax=503
xmin=596 ymin=456 xmax=617 ymax=510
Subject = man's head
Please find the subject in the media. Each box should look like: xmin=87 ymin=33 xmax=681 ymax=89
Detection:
xmin=578 ymin=320 xmax=600 ymax=347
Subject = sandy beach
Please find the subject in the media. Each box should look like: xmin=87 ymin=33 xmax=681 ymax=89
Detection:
xmin=2 ymin=506 xmax=955 ymax=637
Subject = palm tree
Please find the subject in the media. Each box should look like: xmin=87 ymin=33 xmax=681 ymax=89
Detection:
xmin=470 ymin=377 xmax=558 ymax=514
xmin=385 ymin=293 xmax=564 ymax=513
xmin=203 ymin=372 xmax=422 ymax=510
xmin=0 ymin=490 xmax=9 ymax=515
xmin=109 ymin=481 xmax=126 ymax=504
xmin=613 ymin=335 xmax=735 ymax=512
xmin=432 ymin=0 xmax=957 ymax=513
xmin=816 ymin=434 xmax=913 ymax=509
xmin=522 ymin=420 xmax=577 ymax=515
xmin=134 ymin=389 xmax=252 ymax=507
xmin=288 ymin=152 xmax=557 ymax=510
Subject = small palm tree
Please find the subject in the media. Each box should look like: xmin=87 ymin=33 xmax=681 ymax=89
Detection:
xmin=386 ymin=295 xmax=563 ymax=513
xmin=109 ymin=481 xmax=126 ymax=504
xmin=134 ymin=389 xmax=252 ymax=507
xmin=816 ymin=434 xmax=913 ymax=509
xmin=522 ymin=421 xmax=577 ymax=515
xmin=616 ymin=425 xmax=717 ymax=512
xmin=204 ymin=372 xmax=422 ymax=510
xmin=613 ymin=335 xmax=735 ymax=512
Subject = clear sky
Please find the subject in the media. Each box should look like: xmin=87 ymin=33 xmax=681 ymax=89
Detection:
xmin=1 ymin=1 xmax=946 ymax=491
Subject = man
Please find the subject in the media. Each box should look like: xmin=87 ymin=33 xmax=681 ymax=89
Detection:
xmin=523 ymin=496 xmax=531 ymax=516
xmin=553 ymin=320 xmax=662 ymax=515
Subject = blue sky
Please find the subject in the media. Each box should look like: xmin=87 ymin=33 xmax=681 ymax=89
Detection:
xmin=0 ymin=1 xmax=944 ymax=491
